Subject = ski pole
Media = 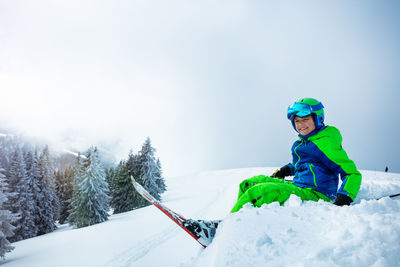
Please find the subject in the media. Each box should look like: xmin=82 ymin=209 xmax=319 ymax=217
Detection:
xmin=376 ymin=193 xmax=400 ymax=200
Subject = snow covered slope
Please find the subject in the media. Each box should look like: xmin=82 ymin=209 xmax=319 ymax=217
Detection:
xmin=3 ymin=168 xmax=400 ymax=267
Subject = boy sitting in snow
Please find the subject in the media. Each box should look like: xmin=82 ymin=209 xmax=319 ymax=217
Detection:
xmin=186 ymin=98 xmax=362 ymax=246
xmin=230 ymin=97 xmax=362 ymax=212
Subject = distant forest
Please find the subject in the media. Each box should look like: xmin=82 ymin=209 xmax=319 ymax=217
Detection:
xmin=0 ymin=134 xmax=166 ymax=259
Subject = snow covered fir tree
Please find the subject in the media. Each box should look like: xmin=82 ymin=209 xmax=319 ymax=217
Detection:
xmin=55 ymin=167 xmax=74 ymax=224
xmin=108 ymin=160 xmax=137 ymax=214
xmin=68 ymin=147 xmax=110 ymax=228
xmin=36 ymin=146 xmax=60 ymax=235
xmin=23 ymin=150 xmax=42 ymax=234
xmin=6 ymin=149 xmax=37 ymax=242
xmin=0 ymin=167 xmax=17 ymax=260
xmin=137 ymin=137 xmax=166 ymax=202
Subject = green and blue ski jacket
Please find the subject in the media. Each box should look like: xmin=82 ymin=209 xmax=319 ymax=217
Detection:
xmin=288 ymin=125 xmax=362 ymax=201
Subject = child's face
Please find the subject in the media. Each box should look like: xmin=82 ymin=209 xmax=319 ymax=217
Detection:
xmin=294 ymin=115 xmax=316 ymax=135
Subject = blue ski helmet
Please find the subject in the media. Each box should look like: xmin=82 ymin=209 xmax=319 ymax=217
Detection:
xmin=287 ymin=98 xmax=325 ymax=131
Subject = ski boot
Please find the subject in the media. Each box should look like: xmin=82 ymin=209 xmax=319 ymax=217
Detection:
xmin=183 ymin=219 xmax=221 ymax=247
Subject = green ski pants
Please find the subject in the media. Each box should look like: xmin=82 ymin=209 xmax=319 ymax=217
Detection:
xmin=230 ymin=175 xmax=331 ymax=213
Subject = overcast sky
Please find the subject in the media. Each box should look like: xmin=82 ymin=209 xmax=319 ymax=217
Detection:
xmin=1 ymin=0 xmax=399 ymax=176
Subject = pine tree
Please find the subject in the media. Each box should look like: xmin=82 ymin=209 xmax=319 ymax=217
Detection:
xmin=126 ymin=151 xmax=148 ymax=208
xmin=55 ymin=167 xmax=74 ymax=224
xmin=36 ymin=146 xmax=59 ymax=235
xmin=109 ymin=161 xmax=138 ymax=213
xmin=137 ymin=137 xmax=166 ymax=201
xmin=6 ymin=149 xmax=36 ymax=241
xmin=23 ymin=150 xmax=40 ymax=236
xmin=0 ymin=167 xmax=17 ymax=259
xmin=105 ymin=167 xmax=115 ymax=189
xmin=69 ymin=147 xmax=110 ymax=228
xmin=68 ymin=153 xmax=85 ymax=226
xmin=155 ymin=159 xmax=167 ymax=193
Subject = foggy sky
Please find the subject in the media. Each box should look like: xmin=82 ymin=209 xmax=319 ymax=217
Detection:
xmin=1 ymin=0 xmax=400 ymax=176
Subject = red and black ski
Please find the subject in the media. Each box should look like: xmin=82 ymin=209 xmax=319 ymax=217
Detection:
xmin=130 ymin=176 xmax=217 ymax=248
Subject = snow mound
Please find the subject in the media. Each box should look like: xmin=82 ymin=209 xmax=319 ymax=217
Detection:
xmin=190 ymin=170 xmax=400 ymax=267
xmin=193 ymin=196 xmax=400 ymax=267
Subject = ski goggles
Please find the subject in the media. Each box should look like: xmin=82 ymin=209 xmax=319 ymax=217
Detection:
xmin=287 ymin=102 xmax=324 ymax=120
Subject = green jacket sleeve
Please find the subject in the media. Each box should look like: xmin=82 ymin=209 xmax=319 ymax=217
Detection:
xmin=312 ymin=126 xmax=362 ymax=200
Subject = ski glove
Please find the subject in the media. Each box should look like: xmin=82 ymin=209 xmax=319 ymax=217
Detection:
xmin=271 ymin=165 xmax=292 ymax=178
xmin=333 ymin=194 xmax=353 ymax=206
